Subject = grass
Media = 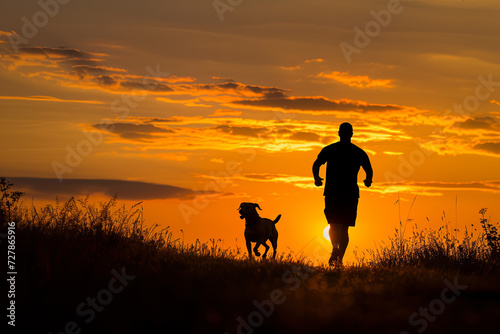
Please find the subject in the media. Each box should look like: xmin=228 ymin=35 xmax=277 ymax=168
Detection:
xmin=1 ymin=177 xmax=499 ymax=334
xmin=357 ymin=212 xmax=498 ymax=274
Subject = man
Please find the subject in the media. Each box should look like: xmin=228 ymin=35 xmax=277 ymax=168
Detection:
xmin=312 ymin=122 xmax=373 ymax=266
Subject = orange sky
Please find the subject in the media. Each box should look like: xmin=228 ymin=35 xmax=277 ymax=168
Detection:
xmin=1 ymin=0 xmax=500 ymax=264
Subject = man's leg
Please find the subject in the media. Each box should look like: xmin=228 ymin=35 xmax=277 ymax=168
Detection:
xmin=338 ymin=224 xmax=349 ymax=262
xmin=329 ymin=223 xmax=349 ymax=264
xmin=336 ymin=197 xmax=356 ymax=263
xmin=329 ymin=223 xmax=342 ymax=249
xmin=328 ymin=223 xmax=343 ymax=265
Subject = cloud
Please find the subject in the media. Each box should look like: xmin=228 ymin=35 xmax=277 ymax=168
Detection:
xmin=422 ymin=114 xmax=500 ymax=157
xmin=473 ymin=142 xmax=500 ymax=155
xmin=279 ymin=58 xmax=324 ymax=71
xmin=0 ymin=32 xmax=457 ymax=162
xmin=0 ymin=95 xmax=104 ymax=104
xmin=0 ymin=34 xmax=415 ymax=126
xmin=238 ymin=173 xmax=311 ymax=184
xmin=208 ymin=109 xmax=243 ymax=117
xmin=95 ymin=116 xmax=324 ymax=153
xmin=305 ymin=58 xmax=324 ymax=64
xmin=7 ymin=177 xmax=194 ymax=200
xmin=216 ymin=125 xmax=268 ymax=138
xmin=93 ymin=122 xmax=174 ymax=140
xmin=195 ymin=172 xmax=314 ymax=190
xmin=156 ymin=97 xmax=212 ymax=107
xmin=98 ymin=150 xmax=189 ymax=162
xmin=119 ymin=81 xmax=173 ymax=92
xmin=227 ymin=173 xmax=500 ymax=196
xmin=0 ymin=31 xmax=16 ymax=38
xmin=0 ymin=40 xmax=291 ymax=105
xmin=28 ymin=47 xmax=92 ymax=58
xmin=146 ymin=116 xmax=205 ymax=125
xmin=289 ymin=132 xmax=322 ymax=143
xmin=210 ymin=122 xmax=329 ymax=148
xmin=370 ymin=180 xmax=500 ymax=196
xmin=211 ymin=76 xmax=235 ymax=83
xmin=229 ymin=96 xmax=403 ymax=114
xmin=316 ymin=71 xmax=395 ymax=89
xmin=0 ymin=42 xmax=190 ymax=96
xmin=0 ymin=47 xmax=110 ymax=83
xmin=452 ymin=116 xmax=498 ymax=130
xmin=279 ymin=65 xmax=302 ymax=71
xmin=109 ymin=115 xmax=402 ymax=155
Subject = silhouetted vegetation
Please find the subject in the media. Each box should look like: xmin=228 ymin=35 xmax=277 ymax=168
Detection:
xmin=2 ymin=178 xmax=499 ymax=333
xmin=357 ymin=208 xmax=499 ymax=274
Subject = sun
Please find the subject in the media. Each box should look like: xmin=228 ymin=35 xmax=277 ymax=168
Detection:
xmin=323 ymin=225 xmax=330 ymax=241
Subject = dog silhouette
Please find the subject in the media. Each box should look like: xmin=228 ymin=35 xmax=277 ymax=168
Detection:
xmin=238 ymin=202 xmax=280 ymax=259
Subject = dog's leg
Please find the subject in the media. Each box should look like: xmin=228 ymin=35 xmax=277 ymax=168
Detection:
xmin=253 ymin=243 xmax=261 ymax=257
xmin=246 ymin=241 xmax=253 ymax=259
xmin=261 ymin=241 xmax=270 ymax=259
xmin=271 ymin=231 xmax=278 ymax=259
xmin=270 ymin=241 xmax=277 ymax=259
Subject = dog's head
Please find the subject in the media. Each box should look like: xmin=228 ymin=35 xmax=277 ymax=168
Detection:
xmin=237 ymin=202 xmax=261 ymax=219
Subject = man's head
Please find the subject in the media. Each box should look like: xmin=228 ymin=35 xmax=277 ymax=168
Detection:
xmin=339 ymin=122 xmax=353 ymax=141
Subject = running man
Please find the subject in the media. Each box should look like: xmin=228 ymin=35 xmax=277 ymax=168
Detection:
xmin=312 ymin=122 xmax=373 ymax=266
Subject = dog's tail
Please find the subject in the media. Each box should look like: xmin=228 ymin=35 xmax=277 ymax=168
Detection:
xmin=273 ymin=214 xmax=281 ymax=224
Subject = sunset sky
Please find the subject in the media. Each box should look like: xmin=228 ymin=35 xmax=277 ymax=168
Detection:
xmin=2 ymin=0 xmax=500 ymax=263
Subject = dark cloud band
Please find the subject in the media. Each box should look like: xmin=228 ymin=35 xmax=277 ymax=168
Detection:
xmin=7 ymin=177 xmax=193 ymax=200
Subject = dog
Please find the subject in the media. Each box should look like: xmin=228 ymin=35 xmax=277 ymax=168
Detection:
xmin=237 ymin=202 xmax=281 ymax=259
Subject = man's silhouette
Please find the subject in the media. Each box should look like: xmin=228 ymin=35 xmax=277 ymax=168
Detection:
xmin=312 ymin=122 xmax=373 ymax=266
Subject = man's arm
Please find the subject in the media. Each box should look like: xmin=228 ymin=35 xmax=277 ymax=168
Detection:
xmin=361 ymin=153 xmax=373 ymax=188
xmin=312 ymin=158 xmax=324 ymax=187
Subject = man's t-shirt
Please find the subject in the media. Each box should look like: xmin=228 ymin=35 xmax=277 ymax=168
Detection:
xmin=316 ymin=142 xmax=370 ymax=199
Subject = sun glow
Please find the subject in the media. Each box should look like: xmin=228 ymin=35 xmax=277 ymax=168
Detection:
xmin=323 ymin=225 xmax=330 ymax=241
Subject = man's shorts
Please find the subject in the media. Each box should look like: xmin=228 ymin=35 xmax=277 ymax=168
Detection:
xmin=324 ymin=196 xmax=359 ymax=227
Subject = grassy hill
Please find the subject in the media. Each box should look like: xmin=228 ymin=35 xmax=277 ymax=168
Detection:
xmin=2 ymin=178 xmax=500 ymax=334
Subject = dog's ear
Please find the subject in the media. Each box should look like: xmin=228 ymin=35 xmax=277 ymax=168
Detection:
xmin=237 ymin=203 xmax=242 ymax=211
xmin=253 ymin=203 xmax=262 ymax=210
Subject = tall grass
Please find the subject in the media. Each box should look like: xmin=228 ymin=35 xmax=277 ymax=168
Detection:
xmin=0 ymin=178 xmax=309 ymax=272
xmin=356 ymin=206 xmax=499 ymax=273
xmin=1 ymin=177 xmax=498 ymax=273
